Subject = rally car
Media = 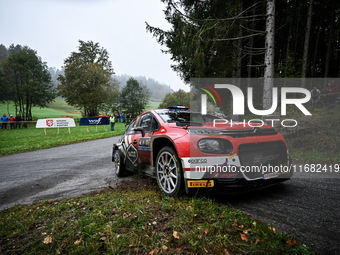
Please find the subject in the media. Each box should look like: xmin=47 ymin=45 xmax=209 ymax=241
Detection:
xmin=112 ymin=106 xmax=292 ymax=197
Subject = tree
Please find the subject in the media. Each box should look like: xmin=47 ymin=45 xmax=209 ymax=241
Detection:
xmin=49 ymin=67 xmax=65 ymax=89
xmin=57 ymin=40 xmax=115 ymax=117
xmin=147 ymin=0 xmax=340 ymax=105
xmin=301 ymin=0 xmax=314 ymax=87
xmin=0 ymin=44 xmax=9 ymax=65
xmin=263 ymin=0 xmax=275 ymax=111
xmin=0 ymin=45 xmax=10 ymax=104
xmin=120 ymin=78 xmax=151 ymax=117
xmin=159 ymin=89 xmax=190 ymax=109
xmin=146 ymin=0 xmax=271 ymax=115
xmin=101 ymin=77 xmax=120 ymax=115
xmin=0 ymin=69 xmax=6 ymax=104
xmin=146 ymin=0 xmax=249 ymax=84
xmin=1 ymin=46 xmax=56 ymax=120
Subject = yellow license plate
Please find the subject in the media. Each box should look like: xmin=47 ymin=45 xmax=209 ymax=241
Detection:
xmin=188 ymin=180 xmax=214 ymax=188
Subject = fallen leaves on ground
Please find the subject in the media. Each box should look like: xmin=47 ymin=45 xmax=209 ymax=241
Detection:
xmin=240 ymin=233 xmax=248 ymax=242
xmin=287 ymin=239 xmax=298 ymax=248
xmin=74 ymin=238 xmax=82 ymax=245
xmin=268 ymin=226 xmax=276 ymax=233
xmin=173 ymin=230 xmax=180 ymax=239
xmin=123 ymin=212 xmax=132 ymax=219
xmin=43 ymin=236 xmax=52 ymax=244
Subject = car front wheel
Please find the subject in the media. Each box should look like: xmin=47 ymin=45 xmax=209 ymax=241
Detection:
xmin=114 ymin=150 xmax=125 ymax=177
xmin=155 ymin=146 xmax=183 ymax=197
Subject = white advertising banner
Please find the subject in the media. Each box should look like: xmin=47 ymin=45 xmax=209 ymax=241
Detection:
xmin=36 ymin=118 xmax=76 ymax=128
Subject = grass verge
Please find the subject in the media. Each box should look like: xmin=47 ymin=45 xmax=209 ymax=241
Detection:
xmin=0 ymin=177 xmax=312 ymax=255
xmin=0 ymin=123 xmax=126 ymax=155
xmin=283 ymin=106 xmax=340 ymax=164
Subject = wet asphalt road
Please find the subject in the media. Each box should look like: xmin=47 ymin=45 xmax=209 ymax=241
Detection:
xmin=214 ymin=177 xmax=340 ymax=254
xmin=0 ymin=138 xmax=339 ymax=254
xmin=0 ymin=136 xmax=125 ymax=211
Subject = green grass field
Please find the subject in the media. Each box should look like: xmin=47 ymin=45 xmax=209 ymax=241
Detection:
xmin=0 ymin=98 xmax=161 ymax=120
xmin=0 ymin=97 xmax=82 ymax=119
xmin=0 ymin=98 xmax=126 ymax=155
xmin=145 ymin=101 xmax=161 ymax=111
xmin=0 ymin=123 xmax=126 ymax=155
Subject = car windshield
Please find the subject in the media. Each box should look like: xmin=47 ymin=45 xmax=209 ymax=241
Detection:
xmin=154 ymin=110 xmax=219 ymax=124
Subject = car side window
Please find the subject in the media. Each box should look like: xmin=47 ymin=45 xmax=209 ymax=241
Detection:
xmin=137 ymin=113 xmax=160 ymax=134
xmin=151 ymin=116 xmax=160 ymax=131
xmin=140 ymin=114 xmax=152 ymax=133
xmin=125 ymin=120 xmax=136 ymax=135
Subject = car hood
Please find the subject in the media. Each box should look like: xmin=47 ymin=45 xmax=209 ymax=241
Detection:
xmin=167 ymin=122 xmax=278 ymax=137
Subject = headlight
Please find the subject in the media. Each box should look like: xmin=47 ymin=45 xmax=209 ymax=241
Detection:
xmin=197 ymin=138 xmax=233 ymax=154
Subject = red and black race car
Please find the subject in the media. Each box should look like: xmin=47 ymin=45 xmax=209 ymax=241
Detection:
xmin=112 ymin=106 xmax=292 ymax=197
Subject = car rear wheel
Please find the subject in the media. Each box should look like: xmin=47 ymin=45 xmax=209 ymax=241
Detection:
xmin=114 ymin=150 xmax=125 ymax=177
xmin=156 ymin=146 xmax=183 ymax=197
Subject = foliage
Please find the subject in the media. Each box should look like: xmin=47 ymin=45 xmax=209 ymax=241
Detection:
xmin=0 ymin=45 xmax=56 ymax=120
xmin=114 ymin=74 xmax=174 ymax=101
xmin=275 ymin=53 xmax=302 ymax=78
xmin=119 ymin=77 xmax=151 ymax=117
xmin=0 ymin=44 xmax=9 ymax=65
xmin=100 ymin=78 xmax=120 ymax=115
xmin=0 ymin=68 xmax=5 ymax=104
xmin=7 ymin=43 xmax=22 ymax=53
xmin=49 ymin=67 xmax=64 ymax=89
xmin=0 ymin=179 xmax=313 ymax=254
xmin=57 ymin=40 xmax=117 ymax=117
xmin=146 ymin=0 xmax=245 ymax=83
xmin=147 ymin=0 xmax=340 ymax=84
xmin=159 ymin=89 xmax=190 ymax=108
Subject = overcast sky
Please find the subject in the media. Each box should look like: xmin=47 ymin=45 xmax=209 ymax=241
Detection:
xmin=0 ymin=0 xmax=190 ymax=92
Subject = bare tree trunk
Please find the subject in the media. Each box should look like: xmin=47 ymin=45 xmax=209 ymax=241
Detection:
xmin=324 ymin=9 xmax=334 ymax=78
xmin=311 ymin=15 xmax=321 ymax=78
xmin=263 ymin=0 xmax=275 ymax=110
xmin=284 ymin=17 xmax=293 ymax=76
xmin=231 ymin=1 xmax=243 ymax=121
xmin=293 ymin=0 xmax=301 ymax=59
xmin=301 ymin=0 xmax=314 ymax=87
xmin=232 ymin=1 xmax=243 ymax=79
xmin=283 ymin=15 xmax=293 ymax=87
xmin=248 ymin=2 xmax=256 ymax=81
xmin=338 ymin=39 xmax=340 ymax=77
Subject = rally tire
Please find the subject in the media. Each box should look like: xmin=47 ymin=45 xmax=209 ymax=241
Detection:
xmin=114 ymin=150 xmax=125 ymax=177
xmin=155 ymin=146 xmax=183 ymax=197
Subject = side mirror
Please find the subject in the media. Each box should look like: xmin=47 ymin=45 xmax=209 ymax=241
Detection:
xmin=132 ymin=127 xmax=145 ymax=137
